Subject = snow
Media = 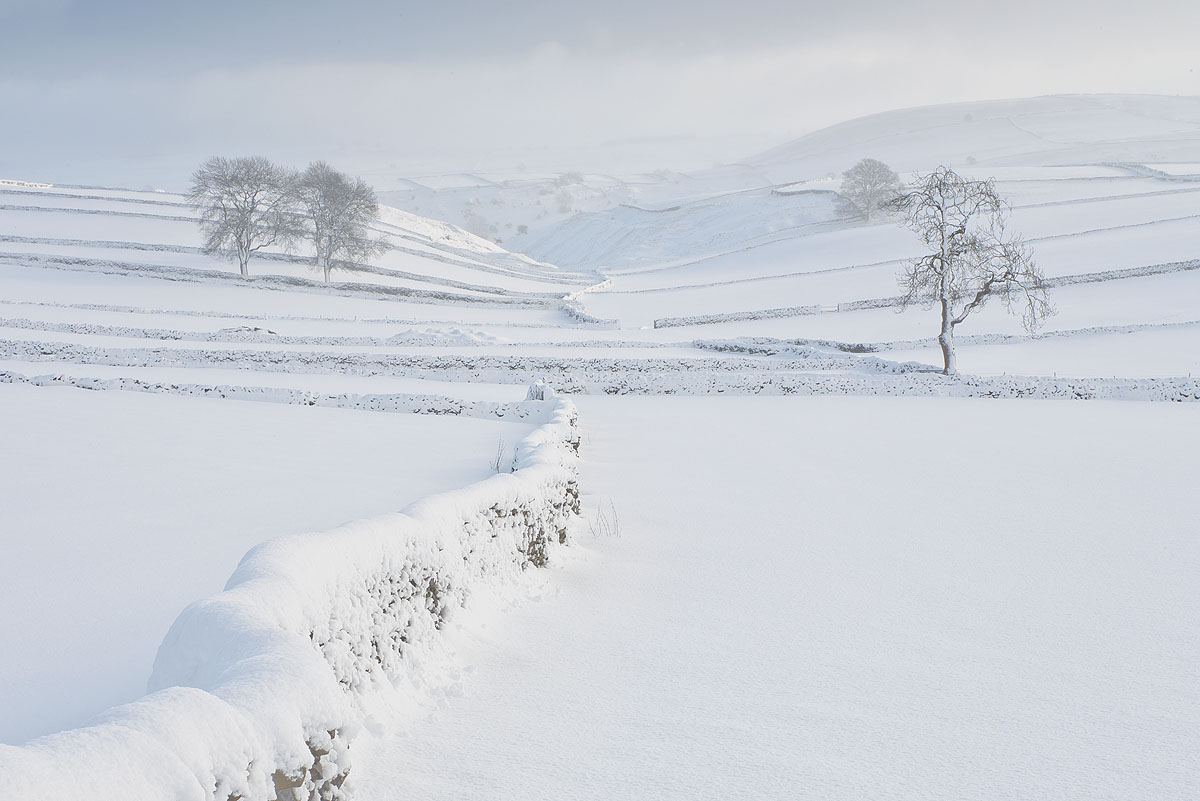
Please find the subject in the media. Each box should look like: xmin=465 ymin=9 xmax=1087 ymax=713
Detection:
xmin=1150 ymin=162 xmax=1200 ymax=176
xmin=0 ymin=261 xmax=571 ymax=328
xmin=0 ymin=388 xmax=579 ymax=801
xmin=4 ymin=92 xmax=1200 ymax=800
xmin=522 ymin=187 xmax=845 ymax=273
xmin=879 ymin=324 xmax=1200 ymax=379
xmin=745 ymin=94 xmax=1200 ymax=181
xmin=353 ymin=395 xmax=1200 ymax=800
xmin=0 ymin=381 xmax=532 ymax=745
xmin=0 ymin=359 xmax=532 ymax=401
xmin=0 ymin=187 xmax=596 ymax=298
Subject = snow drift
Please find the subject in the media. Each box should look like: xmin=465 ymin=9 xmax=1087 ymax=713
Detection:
xmin=0 ymin=387 xmax=581 ymax=801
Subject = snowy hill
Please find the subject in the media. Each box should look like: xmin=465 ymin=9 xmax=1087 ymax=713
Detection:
xmin=521 ymin=185 xmax=847 ymax=273
xmin=0 ymin=181 xmax=598 ymax=300
xmin=377 ymin=170 xmax=675 ymax=247
xmin=567 ymin=156 xmax=1200 ymax=378
xmin=746 ymin=93 xmax=1200 ymax=181
xmin=520 ymin=94 xmax=1200 ymax=273
xmin=3 ymin=96 xmax=1200 ymax=801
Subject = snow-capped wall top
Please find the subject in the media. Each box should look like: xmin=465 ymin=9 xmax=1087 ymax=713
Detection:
xmin=0 ymin=390 xmax=582 ymax=801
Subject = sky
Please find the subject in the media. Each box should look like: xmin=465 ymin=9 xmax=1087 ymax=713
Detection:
xmin=0 ymin=0 xmax=1197 ymax=186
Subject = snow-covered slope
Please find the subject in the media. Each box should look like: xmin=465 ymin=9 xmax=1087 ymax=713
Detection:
xmin=0 ymin=182 xmax=599 ymax=298
xmin=522 ymin=94 xmax=1200 ymax=273
xmin=521 ymin=186 xmax=847 ymax=273
xmin=0 ymin=382 xmax=531 ymax=745
xmin=355 ymin=394 xmax=1200 ymax=801
xmin=379 ymin=171 xmax=639 ymax=245
xmin=0 ymin=185 xmax=604 ymax=749
xmin=3 ymin=94 xmax=1199 ymax=801
xmin=519 ymin=95 xmax=1200 ymax=380
xmin=746 ymin=93 xmax=1200 ymax=181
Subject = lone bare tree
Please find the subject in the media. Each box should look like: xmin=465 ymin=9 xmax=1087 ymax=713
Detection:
xmin=888 ymin=166 xmax=1052 ymax=375
xmin=839 ymin=158 xmax=903 ymax=221
xmin=295 ymin=162 xmax=386 ymax=282
xmin=187 ymin=156 xmax=299 ymax=277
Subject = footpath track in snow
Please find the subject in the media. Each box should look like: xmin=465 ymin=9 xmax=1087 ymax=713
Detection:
xmin=353 ymin=395 xmax=1200 ymax=801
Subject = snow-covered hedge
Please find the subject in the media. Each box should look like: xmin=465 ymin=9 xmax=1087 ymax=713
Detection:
xmin=0 ymin=388 xmax=581 ymax=801
xmin=654 ymin=304 xmax=821 ymax=328
xmin=0 ymin=250 xmax=547 ymax=309
xmin=0 ymin=370 xmax=549 ymax=422
xmin=693 ymin=338 xmax=927 ymax=374
xmin=7 ymin=338 xmax=1200 ymax=401
xmin=560 ymin=296 xmax=620 ymax=329
xmin=653 ymin=259 xmax=1200 ymax=327
xmin=0 ymin=178 xmax=54 ymax=189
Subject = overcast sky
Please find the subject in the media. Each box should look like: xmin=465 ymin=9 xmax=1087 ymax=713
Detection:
xmin=1 ymin=0 xmax=1197 ymax=185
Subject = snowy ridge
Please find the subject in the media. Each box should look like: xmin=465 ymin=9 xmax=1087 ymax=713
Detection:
xmin=0 ymin=389 xmax=581 ymax=801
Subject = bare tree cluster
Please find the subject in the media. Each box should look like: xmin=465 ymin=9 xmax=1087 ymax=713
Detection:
xmin=295 ymin=162 xmax=386 ymax=282
xmin=839 ymin=158 xmax=903 ymax=221
xmin=187 ymin=157 xmax=298 ymax=278
xmin=187 ymin=156 xmax=385 ymax=280
xmin=888 ymin=166 xmax=1053 ymax=375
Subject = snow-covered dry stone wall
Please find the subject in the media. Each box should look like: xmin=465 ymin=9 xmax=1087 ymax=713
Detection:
xmin=0 ymin=388 xmax=581 ymax=801
xmin=0 ymin=370 xmax=551 ymax=422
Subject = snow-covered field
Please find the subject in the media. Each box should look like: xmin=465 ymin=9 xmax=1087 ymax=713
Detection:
xmin=2 ymin=93 xmax=1198 ymax=799
xmin=0 ymin=382 xmax=530 ymax=744
xmin=356 ymin=395 xmax=1200 ymax=800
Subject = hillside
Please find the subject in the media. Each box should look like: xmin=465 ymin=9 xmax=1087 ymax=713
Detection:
xmin=746 ymin=93 xmax=1200 ymax=181
xmin=520 ymin=94 xmax=1200 ymax=273
xmin=0 ymin=180 xmax=598 ymax=301
xmin=2 ymin=95 xmax=1199 ymax=801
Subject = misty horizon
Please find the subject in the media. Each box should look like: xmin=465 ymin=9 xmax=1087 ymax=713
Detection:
xmin=3 ymin=3 xmax=1200 ymax=797
xmin=1 ymin=0 xmax=1197 ymax=187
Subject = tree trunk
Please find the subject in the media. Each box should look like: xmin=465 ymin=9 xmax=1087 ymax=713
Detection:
xmin=317 ymin=252 xmax=329 ymax=283
xmin=237 ymin=236 xmax=250 ymax=277
xmin=939 ymin=297 xmax=957 ymax=375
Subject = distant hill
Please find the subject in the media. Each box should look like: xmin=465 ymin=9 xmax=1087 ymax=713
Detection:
xmin=742 ymin=94 xmax=1200 ymax=182
xmin=519 ymin=94 xmax=1200 ymax=272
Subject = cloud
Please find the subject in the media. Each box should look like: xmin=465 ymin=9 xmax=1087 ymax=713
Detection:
xmin=0 ymin=0 xmax=66 ymax=17
xmin=0 ymin=10 xmax=1197 ymax=184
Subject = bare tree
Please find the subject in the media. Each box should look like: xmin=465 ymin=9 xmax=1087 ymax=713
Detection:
xmin=839 ymin=158 xmax=903 ymax=221
xmin=295 ymin=162 xmax=386 ymax=282
xmin=187 ymin=156 xmax=299 ymax=277
xmin=888 ymin=166 xmax=1053 ymax=375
